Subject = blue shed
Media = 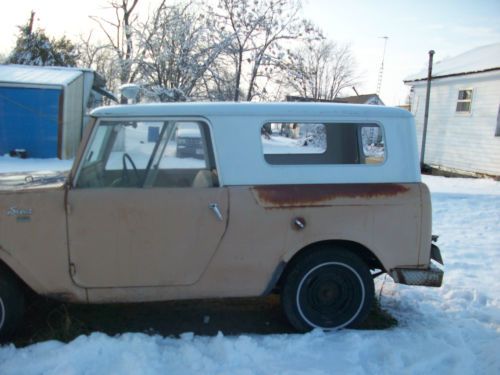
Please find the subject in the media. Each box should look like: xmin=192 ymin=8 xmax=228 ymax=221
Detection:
xmin=0 ymin=65 xmax=115 ymax=159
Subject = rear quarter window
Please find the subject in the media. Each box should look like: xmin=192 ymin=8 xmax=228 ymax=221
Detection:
xmin=261 ymin=122 xmax=385 ymax=165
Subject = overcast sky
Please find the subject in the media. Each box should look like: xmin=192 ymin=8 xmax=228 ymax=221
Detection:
xmin=1 ymin=0 xmax=499 ymax=105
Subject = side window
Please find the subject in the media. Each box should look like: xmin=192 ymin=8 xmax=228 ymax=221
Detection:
xmin=261 ymin=122 xmax=385 ymax=165
xmin=360 ymin=125 xmax=385 ymax=164
xmin=150 ymin=122 xmax=216 ymax=188
xmin=76 ymin=120 xmax=217 ymax=188
xmin=85 ymin=125 xmax=110 ymax=163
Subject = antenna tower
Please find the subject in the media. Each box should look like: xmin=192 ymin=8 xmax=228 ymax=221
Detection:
xmin=376 ymin=36 xmax=389 ymax=95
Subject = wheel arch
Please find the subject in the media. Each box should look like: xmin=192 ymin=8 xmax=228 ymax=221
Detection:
xmin=266 ymin=240 xmax=385 ymax=294
xmin=0 ymin=251 xmax=42 ymax=296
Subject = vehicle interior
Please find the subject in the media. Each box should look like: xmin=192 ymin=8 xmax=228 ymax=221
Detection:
xmin=75 ymin=120 xmax=219 ymax=189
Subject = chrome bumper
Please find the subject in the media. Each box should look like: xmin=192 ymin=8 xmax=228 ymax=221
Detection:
xmin=390 ymin=244 xmax=444 ymax=287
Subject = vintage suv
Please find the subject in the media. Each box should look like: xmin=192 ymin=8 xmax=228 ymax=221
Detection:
xmin=0 ymin=102 xmax=443 ymax=338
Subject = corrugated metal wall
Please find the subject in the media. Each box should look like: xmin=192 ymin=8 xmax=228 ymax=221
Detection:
xmin=0 ymin=85 xmax=62 ymax=158
xmin=62 ymin=75 xmax=84 ymax=159
xmin=411 ymin=70 xmax=500 ymax=176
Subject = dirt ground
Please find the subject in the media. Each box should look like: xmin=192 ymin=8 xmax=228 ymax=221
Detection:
xmin=12 ymin=294 xmax=396 ymax=347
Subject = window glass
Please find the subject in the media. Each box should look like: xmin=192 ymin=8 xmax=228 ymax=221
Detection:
xmin=105 ymin=121 xmax=164 ymax=170
xmin=456 ymin=89 xmax=472 ymax=113
xmin=261 ymin=122 xmax=384 ymax=165
xmin=85 ymin=125 xmax=110 ymax=163
xmin=160 ymin=123 xmax=207 ymax=169
xmin=456 ymin=101 xmax=471 ymax=112
xmin=361 ymin=125 xmax=385 ymax=164
xmin=76 ymin=120 xmax=215 ymax=188
xmin=262 ymin=123 xmax=326 ymax=154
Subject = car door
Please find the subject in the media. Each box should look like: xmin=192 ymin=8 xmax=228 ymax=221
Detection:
xmin=67 ymin=118 xmax=228 ymax=288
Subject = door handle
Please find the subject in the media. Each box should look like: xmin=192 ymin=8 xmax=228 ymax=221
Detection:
xmin=209 ymin=203 xmax=223 ymax=221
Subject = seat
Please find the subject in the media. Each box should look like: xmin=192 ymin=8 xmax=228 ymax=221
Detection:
xmin=191 ymin=170 xmax=214 ymax=188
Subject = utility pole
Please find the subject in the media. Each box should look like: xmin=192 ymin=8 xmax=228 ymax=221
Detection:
xmin=376 ymin=36 xmax=389 ymax=95
xmin=421 ymin=50 xmax=435 ymax=170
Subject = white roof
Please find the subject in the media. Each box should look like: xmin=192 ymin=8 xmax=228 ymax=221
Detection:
xmin=0 ymin=64 xmax=93 ymax=86
xmin=91 ymin=102 xmax=413 ymax=119
xmin=405 ymin=43 xmax=500 ymax=82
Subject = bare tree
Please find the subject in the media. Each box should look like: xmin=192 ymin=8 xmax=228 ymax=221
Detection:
xmin=282 ymin=40 xmax=358 ymax=101
xmin=211 ymin=0 xmax=321 ymax=101
xmin=136 ymin=2 xmax=229 ymax=101
xmin=198 ymin=64 xmax=242 ymax=101
xmin=78 ymin=32 xmax=122 ymax=95
xmin=89 ymin=0 xmax=150 ymax=101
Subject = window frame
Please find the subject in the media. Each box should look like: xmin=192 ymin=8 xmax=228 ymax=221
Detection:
xmin=73 ymin=116 xmax=218 ymax=189
xmin=455 ymin=88 xmax=473 ymax=115
xmin=260 ymin=121 xmax=386 ymax=166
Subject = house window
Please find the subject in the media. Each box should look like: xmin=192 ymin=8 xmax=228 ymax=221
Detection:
xmin=456 ymin=89 xmax=472 ymax=113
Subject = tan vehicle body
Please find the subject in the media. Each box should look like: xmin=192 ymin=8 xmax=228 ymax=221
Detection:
xmin=0 ymin=102 xmax=442 ymax=333
xmin=0 ymin=183 xmax=431 ymax=303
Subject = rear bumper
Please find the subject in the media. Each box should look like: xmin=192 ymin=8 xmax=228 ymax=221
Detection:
xmin=390 ymin=245 xmax=444 ymax=287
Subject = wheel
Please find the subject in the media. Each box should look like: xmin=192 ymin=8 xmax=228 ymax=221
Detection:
xmin=281 ymin=248 xmax=374 ymax=332
xmin=0 ymin=265 xmax=25 ymax=340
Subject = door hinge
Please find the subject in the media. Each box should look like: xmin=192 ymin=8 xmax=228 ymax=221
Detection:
xmin=69 ymin=263 xmax=76 ymax=276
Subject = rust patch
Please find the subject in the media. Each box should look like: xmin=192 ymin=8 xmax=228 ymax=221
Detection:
xmin=253 ymin=184 xmax=410 ymax=207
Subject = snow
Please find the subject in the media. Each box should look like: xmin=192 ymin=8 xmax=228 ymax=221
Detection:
xmin=262 ymin=134 xmax=325 ymax=154
xmin=0 ymin=155 xmax=73 ymax=173
xmin=103 ymin=123 xmax=205 ymax=170
xmin=405 ymin=42 xmax=500 ymax=81
xmin=0 ymin=170 xmax=499 ymax=374
xmin=0 ymin=65 xmax=90 ymax=86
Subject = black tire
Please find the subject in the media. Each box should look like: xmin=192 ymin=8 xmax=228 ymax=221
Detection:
xmin=0 ymin=265 xmax=25 ymax=340
xmin=281 ymin=248 xmax=374 ymax=332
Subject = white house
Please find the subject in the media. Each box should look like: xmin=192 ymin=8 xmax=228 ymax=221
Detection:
xmin=404 ymin=43 xmax=500 ymax=177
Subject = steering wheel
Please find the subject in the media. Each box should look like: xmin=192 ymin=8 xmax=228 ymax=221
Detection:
xmin=122 ymin=153 xmax=140 ymax=187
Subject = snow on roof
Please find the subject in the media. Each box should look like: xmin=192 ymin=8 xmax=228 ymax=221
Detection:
xmin=0 ymin=64 xmax=93 ymax=86
xmin=404 ymin=43 xmax=500 ymax=82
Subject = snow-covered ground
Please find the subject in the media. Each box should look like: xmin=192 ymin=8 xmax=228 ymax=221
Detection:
xmin=262 ymin=134 xmax=325 ymax=154
xmin=0 ymin=162 xmax=499 ymax=374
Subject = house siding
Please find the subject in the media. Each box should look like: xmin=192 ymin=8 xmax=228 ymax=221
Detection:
xmin=410 ymin=70 xmax=500 ymax=176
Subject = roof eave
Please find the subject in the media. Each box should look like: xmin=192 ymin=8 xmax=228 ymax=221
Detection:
xmin=404 ymin=66 xmax=500 ymax=84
